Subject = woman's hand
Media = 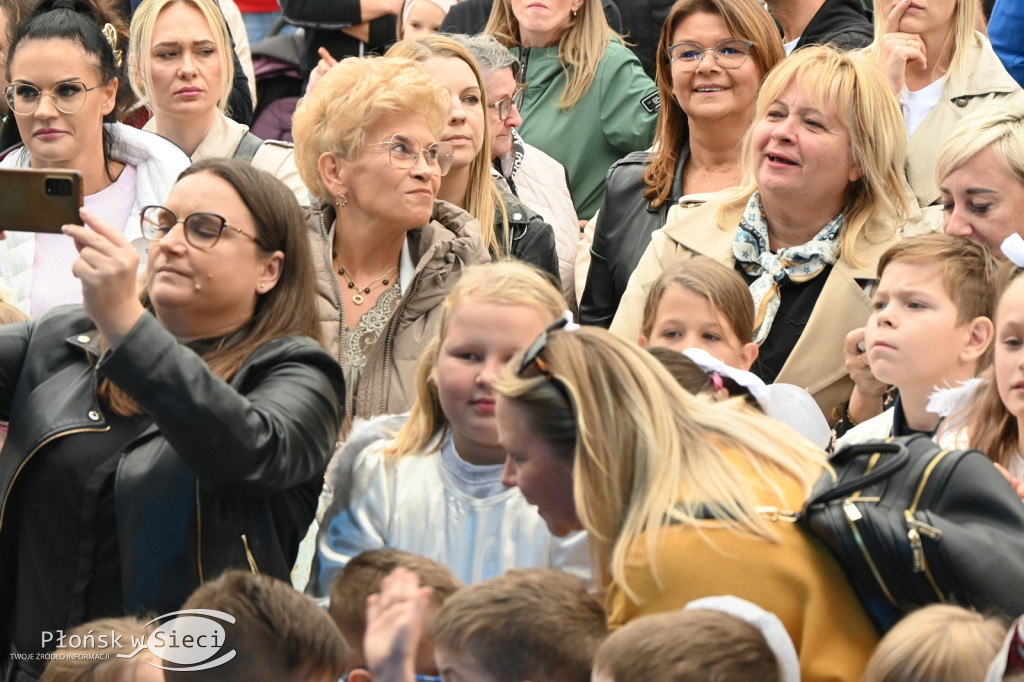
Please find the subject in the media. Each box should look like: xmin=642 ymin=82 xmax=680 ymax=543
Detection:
xmin=365 ymin=568 xmax=433 ymax=682
xmin=62 ymin=208 xmax=145 ymax=349
xmin=878 ymin=0 xmax=928 ymax=95
xmin=844 ymin=328 xmax=888 ymax=424
xmin=305 ymin=47 xmax=338 ymax=96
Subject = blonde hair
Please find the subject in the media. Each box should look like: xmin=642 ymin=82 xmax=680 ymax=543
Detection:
xmin=386 ymin=35 xmax=511 ymax=254
xmin=936 ymin=101 xmax=1024 ymax=189
xmin=386 ymin=261 xmax=566 ymax=458
xmin=128 ymin=0 xmax=234 ymax=116
xmin=640 ymin=256 xmax=755 ymax=342
xmin=291 ymin=55 xmax=450 ymax=204
xmin=716 ymin=45 xmax=913 ymax=266
xmin=644 ymin=0 xmax=785 ymax=208
xmin=495 ymin=326 xmax=827 ymax=599
xmin=39 ymin=617 xmax=157 ymax=682
xmin=484 ymin=0 xmax=612 ymax=110
xmin=861 ymin=605 xmax=1005 ymax=682
xmin=869 ymin=0 xmax=976 ymax=87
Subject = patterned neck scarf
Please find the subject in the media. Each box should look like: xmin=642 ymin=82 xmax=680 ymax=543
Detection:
xmin=732 ymin=192 xmax=843 ymax=344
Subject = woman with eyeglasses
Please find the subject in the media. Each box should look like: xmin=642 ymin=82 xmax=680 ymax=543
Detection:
xmin=0 ymin=157 xmax=344 ymax=679
xmin=0 ymin=0 xmax=189 ymax=319
xmin=386 ymin=35 xmax=560 ymax=288
xmin=611 ymin=45 xmax=916 ymax=422
xmin=484 ymin=0 xmax=658 ymax=221
xmin=495 ymin=323 xmax=878 ymax=681
xmin=579 ymin=0 xmax=784 ymax=328
xmin=127 ymin=0 xmax=308 ymax=205
xmin=292 ymin=55 xmax=491 ymax=432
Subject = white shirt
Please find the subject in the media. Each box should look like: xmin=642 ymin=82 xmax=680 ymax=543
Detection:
xmin=901 ymin=78 xmax=946 ymax=137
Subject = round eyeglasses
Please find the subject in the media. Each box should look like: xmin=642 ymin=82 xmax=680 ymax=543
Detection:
xmin=668 ymin=39 xmax=754 ymax=71
xmin=363 ymin=134 xmax=455 ymax=176
xmin=487 ymin=85 xmax=526 ymax=121
xmin=5 ymin=81 xmax=100 ymax=115
xmin=141 ymin=205 xmax=259 ymax=250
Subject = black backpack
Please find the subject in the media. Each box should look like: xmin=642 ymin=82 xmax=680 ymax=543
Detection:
xmin=799 ymin=434 xmax=1024 ymax=632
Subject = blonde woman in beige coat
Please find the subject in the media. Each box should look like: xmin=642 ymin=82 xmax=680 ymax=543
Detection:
xmin=612 ymin=46 xmax=915 ymax=421
xmin=129 ymin=0 xmax=308 ymax=204
xmin=868 ymin=0 xmax=1024 ymax=207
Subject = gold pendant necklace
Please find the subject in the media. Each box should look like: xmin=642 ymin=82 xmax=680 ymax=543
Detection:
xmin=333 ymin=251 xmax=399 ymax=305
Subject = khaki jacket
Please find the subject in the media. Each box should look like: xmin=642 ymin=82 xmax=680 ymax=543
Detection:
xmin=309 ymin=200 xmax=490 ymax=427
xmin=144 ymin=114 xmax=310 ymax=205
xmin=907 ymin=31 xmax=1024 ymax=207
xmin=610 ymin=195 xmax=903 ymax=419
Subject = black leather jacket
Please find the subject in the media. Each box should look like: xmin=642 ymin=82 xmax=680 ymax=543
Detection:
xmin=579 ymin=148 xmax=686 ymax=328
xmin=499 ymin=189 xmax=562 ymax=290
xmin=0 ymin=307 xmax=344 ymax=655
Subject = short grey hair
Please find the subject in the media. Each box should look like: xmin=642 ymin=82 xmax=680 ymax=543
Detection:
xmin=450 ymin=33 xmax=519 ymax=79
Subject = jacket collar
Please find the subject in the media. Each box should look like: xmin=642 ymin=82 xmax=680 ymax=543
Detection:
xmin=945 ymin=32 xmax=1021 ymax=100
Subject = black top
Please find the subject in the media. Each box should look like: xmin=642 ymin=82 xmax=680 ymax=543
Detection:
xmin=440 ymin=0 xmax=622 ymax=34
xmin=794 ymin=0 xmax=874 ymax=51
xmin=739 ymin=262 xmax=832 ymax=384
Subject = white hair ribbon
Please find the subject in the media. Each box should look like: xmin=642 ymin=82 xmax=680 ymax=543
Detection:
xmin=1001 ymin=234 xmax=1024 ymax=268
xmin=681 ymin=347 xmax=771 ymax=412
xmin=562 ymin=310 xmax=580 ymax=331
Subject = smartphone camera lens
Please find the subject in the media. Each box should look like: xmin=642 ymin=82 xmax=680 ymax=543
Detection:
xmin=45 ymin=178 xmax=72 ymax=196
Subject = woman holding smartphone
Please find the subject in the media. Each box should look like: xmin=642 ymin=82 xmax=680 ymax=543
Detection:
xmin=0 ymin=0 xmax=188 ymax=318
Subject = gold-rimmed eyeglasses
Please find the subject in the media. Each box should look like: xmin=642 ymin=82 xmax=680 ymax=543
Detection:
xmin=668 ymin=39 xmax=754 ymax=71
xmin=141 ymin=205 xmax=259 ymax=250
xmin=362 ymin=134 xmax=455 ymax=176
xmin=5 ymin=80 xmax=101 ymax=115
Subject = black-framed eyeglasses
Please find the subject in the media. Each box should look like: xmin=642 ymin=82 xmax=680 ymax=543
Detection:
xmin=668 ymin=39 xmax=754 ymax=71
xmin=5 ymin=80 xmax=101 ymax=115
xmin=140 ymin=205 xmax=259 ymax=250
xmin=487 ymin=84 xmax=526 ymax=121
xmin=363 ymin=134 xmax=455 ymax=176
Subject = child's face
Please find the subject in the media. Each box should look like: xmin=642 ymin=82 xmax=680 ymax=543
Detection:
xmin=640 ymin=286 xmax=757 ymax=371
xmin=995 ymin=277 xmax=1024 ymax=424
xmin=866 ymin=260 xmax=978 ymax=393
xmin=434 ymin=647 xmax=503 ymax=682
xmin=403 ymin=0 xmax=447 ymax=38
xmin=434 ymin=298 xmax=550 ymax=466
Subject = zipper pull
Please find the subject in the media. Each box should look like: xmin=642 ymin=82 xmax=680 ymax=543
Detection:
xmin=908 ymin=525 xmax=924 ymax=573
xmin=844 ymin=499 xmax=862 ymax=522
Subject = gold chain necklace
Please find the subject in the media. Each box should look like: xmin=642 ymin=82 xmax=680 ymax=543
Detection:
xmin=333 ymin=250 xmax=398 ymax=305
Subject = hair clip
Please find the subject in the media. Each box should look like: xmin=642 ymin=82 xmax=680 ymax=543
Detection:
xmin=710 ymin=372 xmax=724 ymax=392
xmin=562 ymin=310 xmax=580 ymax=331
xmin=1002 ymin=234 xmax=1024 ymax=269
xmin=101 ymin=22 xmax=123 ymax=69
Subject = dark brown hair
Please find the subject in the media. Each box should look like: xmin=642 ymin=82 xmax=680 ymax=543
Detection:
xmin=100 ymin=158 xmax=321 ymax=415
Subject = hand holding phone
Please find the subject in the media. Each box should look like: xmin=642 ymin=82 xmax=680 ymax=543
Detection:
xmin=0 ymin=168 xmax=83 ymax=233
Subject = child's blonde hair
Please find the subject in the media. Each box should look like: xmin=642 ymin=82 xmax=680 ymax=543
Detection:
xmin=861 ymin=605 xmax=1005 ymax=682
xmin=640 ymin=256 xmax=755 ymax=342
xmin=386 ymin=261 xmax=565 ymax=458
xmin=40 ymin=617 xmax=157 ymax=682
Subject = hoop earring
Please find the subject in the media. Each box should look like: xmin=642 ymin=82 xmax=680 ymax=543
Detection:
xmin=336 ymin=193 xmax=348 ymax=208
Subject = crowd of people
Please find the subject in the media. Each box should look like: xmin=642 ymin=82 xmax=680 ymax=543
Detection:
xmin=2 ymin=0 xmax=1024 ymax=679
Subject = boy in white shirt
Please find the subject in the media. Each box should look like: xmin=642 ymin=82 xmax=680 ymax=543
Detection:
xmin=837 ymin=233 xmax=996 ymax=448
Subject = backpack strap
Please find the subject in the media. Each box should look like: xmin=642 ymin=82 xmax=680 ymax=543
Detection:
xmin=232 ymin=132 xmax=262 ymax=162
